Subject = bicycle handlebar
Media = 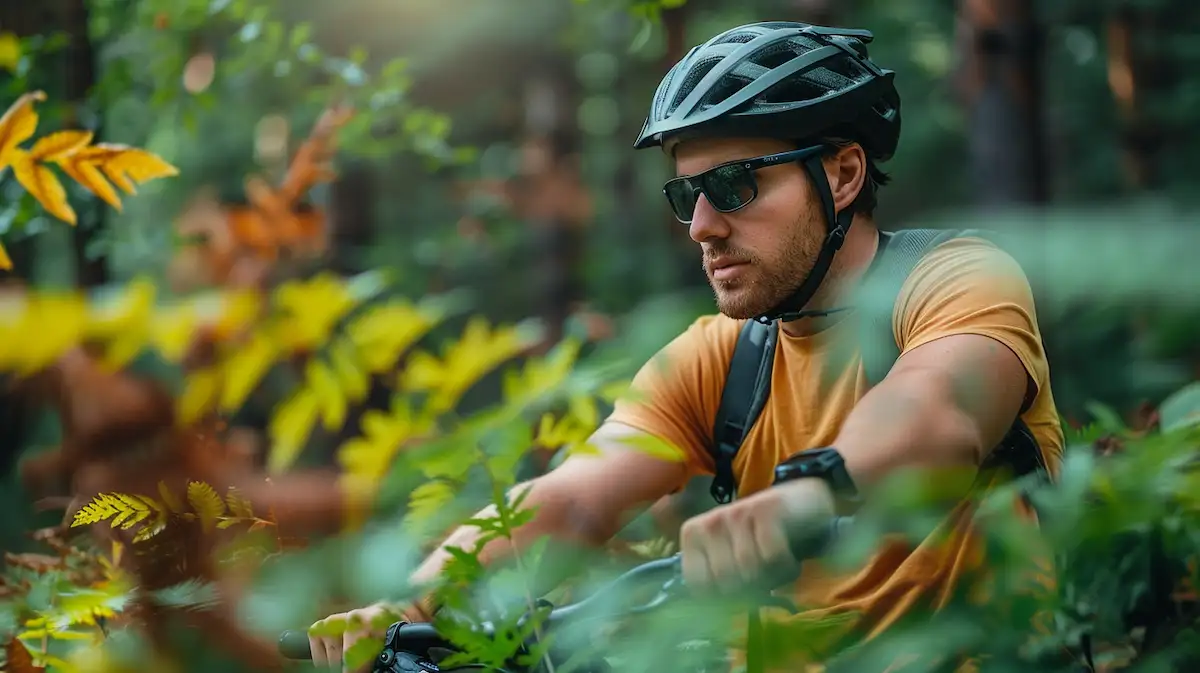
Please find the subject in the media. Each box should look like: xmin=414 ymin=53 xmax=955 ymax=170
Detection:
xmin=277 ymin=515 xmax=854 ymax=667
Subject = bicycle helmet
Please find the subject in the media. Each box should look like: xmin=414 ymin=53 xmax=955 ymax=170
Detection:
xmin=634 ymin=21 xmax=901 ymax=323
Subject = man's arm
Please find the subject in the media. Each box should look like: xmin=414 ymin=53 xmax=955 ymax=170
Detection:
xmin=309 ymin=422 xmax=688 ymax=669
xmin=408 ymin=421 xmax=688 ymax=600
xmin=835 ymin=333 xmax=1029 ymax=492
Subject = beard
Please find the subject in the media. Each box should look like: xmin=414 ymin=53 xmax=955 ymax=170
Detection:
xmin=702 ymin=212 xmax=824 ymax=320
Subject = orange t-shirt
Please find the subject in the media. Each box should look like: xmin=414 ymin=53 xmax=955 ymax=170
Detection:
xmin=608 ymin=236 xmax=1064 ymax=659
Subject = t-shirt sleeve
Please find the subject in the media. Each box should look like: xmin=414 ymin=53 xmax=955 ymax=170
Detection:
xmin=892 ymin=236 xmax=1048 ymax=410
xmin=607 ymin=315 xmax=740 ymax=480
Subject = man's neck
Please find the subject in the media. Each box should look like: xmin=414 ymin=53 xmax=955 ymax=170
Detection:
xmin=780 ymin=216 xmax=881 ymax=338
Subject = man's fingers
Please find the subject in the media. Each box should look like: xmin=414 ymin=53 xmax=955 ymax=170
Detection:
xmin=731 ymin=524 xmax=765 ymax=588
xmin=343 ymin=628 xmax=371 ymax=673
xmin=680 ymin=521 xmax=713 ymax=589
xmin=323 ymin=638 xmax=342 ymax=669
xmin=308 ymin=633 xmax=327 ymax=666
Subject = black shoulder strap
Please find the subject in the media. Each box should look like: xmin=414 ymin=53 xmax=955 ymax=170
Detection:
xmin=859 ymin=228 xmax=971 ymax=387
xmin=709 ymin=319 xmax=778 ymax=504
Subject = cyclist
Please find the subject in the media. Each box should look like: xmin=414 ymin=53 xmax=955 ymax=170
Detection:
xmin=309 ymin=21 xmax=1064 ymax=670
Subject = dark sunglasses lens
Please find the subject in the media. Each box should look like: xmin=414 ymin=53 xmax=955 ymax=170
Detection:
xmin=702 ymin=164 xmax=757 ymax=212
xmin=664 ymin=178 xmax=699 ymax=222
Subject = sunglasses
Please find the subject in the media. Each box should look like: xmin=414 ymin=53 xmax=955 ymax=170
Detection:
xmin=662 ymin=145 xmax=827 ymax=224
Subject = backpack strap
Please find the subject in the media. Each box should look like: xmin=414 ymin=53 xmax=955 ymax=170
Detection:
xmin=859 ymin=228 xmax=969 ymax=388
xmin=858 ymin=228 xmax=1050 ymax=483
xmin=709 ymin=319 xmax=778 ymax=504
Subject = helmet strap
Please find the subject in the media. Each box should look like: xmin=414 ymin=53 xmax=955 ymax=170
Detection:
xmin=755 ymin=156 xmax=853 ymax=324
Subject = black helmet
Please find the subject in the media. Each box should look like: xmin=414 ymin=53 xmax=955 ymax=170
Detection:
xmin=635 ymin=21 xmax=902 ymax=323
xmin=634 ymin=22 xmax=900 ymax=158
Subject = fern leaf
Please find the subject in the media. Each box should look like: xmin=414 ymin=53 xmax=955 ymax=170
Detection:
xmin=157 ymin=481 xmax=185 ymax=513
xmin=149 ymin=579 xmax=220 ymax=611
xmin=50 ymin=582 xmax=131 ymax=630
xmin=225 ymin=487 xmax=254 ymax=518
xmin=113 ymin=493 xmax=155 ymax=529
xmin=187 ymin=481 xmax=225 ymax=533
xmin=403 ymin=480 xmax=456 ymax=535
xmin=133 ymin=519 xmax=167 ymax=543
xmin=70 ymin=493 xmax=122 ymax=528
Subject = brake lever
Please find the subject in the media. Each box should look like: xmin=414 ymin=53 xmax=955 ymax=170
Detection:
xmin=627 ymin=573 xmax=686 ymax=615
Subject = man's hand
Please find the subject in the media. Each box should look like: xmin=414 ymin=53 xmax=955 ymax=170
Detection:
xmin=679 ymin=478 xmax=836 ymax=593
xmin=309 ymin=602 xmax=417 ymax=672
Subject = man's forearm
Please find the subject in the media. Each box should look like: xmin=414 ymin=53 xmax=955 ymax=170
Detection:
xmin=405 ymin=477 xmax=618 ymax=614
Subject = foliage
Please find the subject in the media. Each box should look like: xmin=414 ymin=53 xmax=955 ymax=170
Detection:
xmin=0 ymin=92 xmax=177 ymax=269
xmin=87 ymin=0 xmax=473 ymax=164
xmin=0 ymin=262 xmax=654 ymax=670
xmin=70 ymin=481 xmax=272 ymax=542
xmin=3 ymin=2 xmax=1200 ymax=673
xmin=0 ymin=530 xmax=134 ymax=673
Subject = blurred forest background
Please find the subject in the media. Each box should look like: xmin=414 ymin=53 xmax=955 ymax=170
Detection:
xmin=1 ymin=0 xmax=1199 ymax=671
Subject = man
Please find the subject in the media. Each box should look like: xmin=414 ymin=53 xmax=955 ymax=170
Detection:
xmin=309 ymin=21 xmax=1064 ymax=669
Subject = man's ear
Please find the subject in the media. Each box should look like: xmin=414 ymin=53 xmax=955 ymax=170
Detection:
xmin=822 ymin=144 xmax=867 ymax=213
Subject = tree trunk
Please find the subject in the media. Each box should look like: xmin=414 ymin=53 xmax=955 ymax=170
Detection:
xmin=1106 ymin=4 xmax=1175 ymax=192
xmin=63 ymin=0 xmax=108 ymax=287
xmin=954 ymin=0 xmax=1048 ymax=206
xmin=519 ymin=69 xmax=586 ymax=351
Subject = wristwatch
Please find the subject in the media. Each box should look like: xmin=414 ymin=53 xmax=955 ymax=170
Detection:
xmin=772 ymin=447 xmax=860 ymax=501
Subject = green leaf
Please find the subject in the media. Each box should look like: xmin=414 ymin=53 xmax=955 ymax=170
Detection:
xmin=621 ymin=433 xmax=685 ymax=463
xmin=289 ymin=22 xmax=312 ymax=49
xmin=1159 ymin=381 xmax=1200 ymax=433
xmin=345 ymin=635 xmax=385 ymax=670
xmin=1083 ymin=400 xmax=1126 ymax=434
xmin=150 ymin=580 xmax=220 ymax=611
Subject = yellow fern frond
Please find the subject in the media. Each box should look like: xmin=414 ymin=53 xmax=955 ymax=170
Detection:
xmin=187 ymin=481 xmax=224 ymax=533
xmin=306 ymin=359 xmax=347 ymax=431
xmin=345 ymin=298 xmax=442 ymax=373
xmin=70 ymin=493 xmax=123 ymax=527
xmin=224 ymin=487 xmax=254 ymax=518
xmin=399 ymin=317 xmax=533 ymax=416
xmin=501 ymin=338 xmax=582 ymax=407
xmin=133 ymin=519 xmax=167 ymax=543
xmin=157 ymin=481 xmax=185 ymax=513
xmin=533 ymin=413 xmax=592 ymax=451
xmin=110 ymin=493 xmax=158 ymax=530
xmin=266 ymin=387 xmax=320 ymax=474
xmin=50 ymin=580 xmax=133 ymax=630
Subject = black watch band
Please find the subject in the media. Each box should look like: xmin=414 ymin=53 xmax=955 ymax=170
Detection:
xmin=772 ymin=447 xmax=860 ymax=501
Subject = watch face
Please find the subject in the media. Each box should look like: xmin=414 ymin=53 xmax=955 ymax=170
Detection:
xmin=773 ymin=448 xmax=857 ymax=498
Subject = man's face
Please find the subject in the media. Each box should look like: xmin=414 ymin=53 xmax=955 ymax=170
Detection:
xmin=673 ymin=137 xmax=824 ymax=320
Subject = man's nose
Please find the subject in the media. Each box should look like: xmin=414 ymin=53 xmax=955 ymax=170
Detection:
xmin=687 ymin=195 xmax=731 ymax=244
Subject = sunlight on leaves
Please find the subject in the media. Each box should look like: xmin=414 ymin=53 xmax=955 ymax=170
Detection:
xmin=0 ymin=91 xmax=178 ymax=266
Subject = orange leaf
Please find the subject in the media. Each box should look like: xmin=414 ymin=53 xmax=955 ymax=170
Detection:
xmin=5 ymin=638 xmax=45 ymax=673
xmin=30 ymin=129 xmax=92 ymax=161
xmin=11 ymin=149 xmax=76 ymax=225
xmin=0 ymin=90 xmax=45 ymax=170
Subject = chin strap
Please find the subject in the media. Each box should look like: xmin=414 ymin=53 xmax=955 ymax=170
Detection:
xmin=754 ymin=154 xmax=853 ymax=325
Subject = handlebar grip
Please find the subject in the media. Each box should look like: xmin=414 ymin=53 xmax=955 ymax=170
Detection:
xmin=786 ymin=515 xmax=853 ymax=563
xmin=278 ymin=629 xmax=313 ymax=660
